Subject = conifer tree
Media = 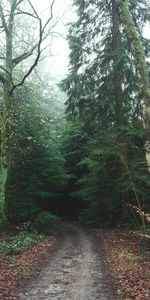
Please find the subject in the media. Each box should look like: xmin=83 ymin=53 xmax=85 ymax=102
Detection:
xmin=61 ymin=0 xmax=150 ymax=224
xmin=118 ymin=0 xmax=150 ymax=171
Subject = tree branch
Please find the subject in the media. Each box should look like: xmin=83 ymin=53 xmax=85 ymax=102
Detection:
xmin=0 ymin=66 xmax=14 ymax=85
xmin=12 ymin=44 xmax=38 ymax=66
xmin=16 ymin=0 xmax=24 ymax=7
xmin=0 ymin=67 xmax=6 ymax=83
xmin=10 ymin=0 xmax=24 ymax=13
xmin=14 ymin=9 xmax=38 ymax=19
xmin=0 ymin=1 xmax=8 ymax=34
xmin=42 ymin=0 xmax=55 ymax=33
xmin=11 ymin=0 xmax=55 ymax=93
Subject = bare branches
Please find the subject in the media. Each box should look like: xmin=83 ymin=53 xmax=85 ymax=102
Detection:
xmin=10 ymin=0 xmax=24 ymax=13
xmin=0 ymin=0 xmax=55 ymax=90
xmin=0 ymin=0 xmax=23 ymax=35
xmin=42 ymin=0 xmax=55 ymax=33
xmin=11 ymin=0 xmax=55 ymax=92
xmin=12 ymin=44 xmax=38 ymax=66
xmin=14 ymin=9 xmax=38 ymax=19
xmin=28 ymin=0 xmax=39 ymax=19
xmin=16 ymin=0 xmax=24 ymax=8
xmin=0 ymin=1 xmax=8 ymax=34
xmin=28 ymin=0 xmax=55 ymax=34
xmin=10 ymin=0 xmax=18 ymax=13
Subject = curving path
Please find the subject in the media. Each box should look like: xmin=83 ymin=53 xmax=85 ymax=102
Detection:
xmin=17 ymin=222 xmax=119 ymax=300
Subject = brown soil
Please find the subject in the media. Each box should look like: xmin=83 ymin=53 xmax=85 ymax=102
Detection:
xmin=17 ymin=221 xmax=119 ymax=300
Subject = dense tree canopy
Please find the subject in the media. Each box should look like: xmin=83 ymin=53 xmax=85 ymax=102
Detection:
xmin=61 ymin=0 xmax=150 ymax=226
xmin=0 ymin=0 xmax=150 ymax=230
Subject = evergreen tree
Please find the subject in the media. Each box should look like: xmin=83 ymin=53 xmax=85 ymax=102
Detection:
xmin=61 ymin=0 xmax=150 ymax=225
xmin=5 ymin=83 xmax=67 ymax=223
xmin=61 ymin=121 xmax=87 ymax=217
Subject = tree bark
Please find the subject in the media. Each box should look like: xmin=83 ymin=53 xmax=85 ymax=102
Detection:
xmin=112 ymin=0 xmax=124 ymax=128
xmin=118 ymin=0 xmax=150 ymax=172
xmin=112 ymin=0 xmax=128 ymax=219
xmin=0 ymin=0 xmax=54 ymax=226
xmin=0 ymin=6 xmax=13 ymax=226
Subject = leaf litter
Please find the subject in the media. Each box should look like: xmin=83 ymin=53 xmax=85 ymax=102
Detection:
xmin=0 ymin=232 xmax=56 ymax=300
xmin=99 ymin=229 xmax=150 ymax=300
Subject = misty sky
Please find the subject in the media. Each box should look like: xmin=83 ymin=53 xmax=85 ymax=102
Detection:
xmin=50 ymin=0 xmax=75 ymax=78
xmin=35 ymin=0 xmax=75 ymax=80
xmin=35 ymin=0 xmax=150 ymax=81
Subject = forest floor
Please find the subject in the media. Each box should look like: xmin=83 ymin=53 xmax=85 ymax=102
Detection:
xmin=0 ymin=231 xmax=57 ymax=300
xmin=0 ymin=221 xmax=149 ymax=300
xmin=100 ymin=228 xmax=150 ymax=300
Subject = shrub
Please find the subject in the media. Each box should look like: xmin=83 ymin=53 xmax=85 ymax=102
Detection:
xmin=34 ymin=211 xmax=58 ymax=233
xmin=0 ymin=231 xmax=41 ymax=254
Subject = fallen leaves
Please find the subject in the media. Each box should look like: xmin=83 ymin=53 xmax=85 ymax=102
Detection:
xmin=0 ymin=233 xmax=57 ymax=300
xmin=99 ymin=229 xmax=150 ymax=300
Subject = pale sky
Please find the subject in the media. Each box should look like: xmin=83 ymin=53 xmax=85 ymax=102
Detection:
xmin=35 ymin=0 xmax=75 ymax=80
xmin=34 ymin=0 xmax=150 ymax=81
xmin=49 ymin=0 xmax=75 ymax=78
xmin=46 ymin=0 xmax=150 ymax=79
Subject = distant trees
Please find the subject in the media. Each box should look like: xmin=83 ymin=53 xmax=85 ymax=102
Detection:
xmin=0 ymin=0 xmax=55 ymax=226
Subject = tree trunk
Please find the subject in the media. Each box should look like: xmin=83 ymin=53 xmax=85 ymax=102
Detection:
xmin=0 ymin=86 xmax=12 ymax=226
xmin=118 ymin=0 xmax=150 ymax=172
xmin=0 ymin=0 xmax=54 ymax=226
xmin=0 ymin=14 xmax=13 ymax=226
xmin=112 ymin=0 xmax=128 ymax=219
xmin=0 ymin=163 xmax=8 ymax=226
xmin=112 ymin=0 xmax=124 ymax=128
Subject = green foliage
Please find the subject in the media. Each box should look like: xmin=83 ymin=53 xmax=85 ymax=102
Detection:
xmin=0 ymin=231 xmax=43 ymax=254
xmin=78 ymin=133 xmax=122 ymax=225
xmin=60 ymin=121 xmax=88 ymax=216
xmin=34 ymin=211 xmax=59 ymax=233
xmin=60 ymin=0 xmax=150 ymax=227
xmin=6 ymin=84 xmax=67 ymax=223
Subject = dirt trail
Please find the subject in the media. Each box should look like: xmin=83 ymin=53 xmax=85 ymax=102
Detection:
xmin=17 ymin=222 xmax=119 ymax=300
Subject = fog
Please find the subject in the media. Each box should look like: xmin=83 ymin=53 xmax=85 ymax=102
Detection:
xmin=32 ymin=0 xmax=75 ymax=80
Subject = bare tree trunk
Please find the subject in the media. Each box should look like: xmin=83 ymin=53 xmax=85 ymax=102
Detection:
xmin=0 ymin=13 xmax=13 ymax=226
xmin=0 ymin=158 xmax=8 ymax=225
xmin=0 ymin=97 xmax=12 ymax=226
xmin=118 ymin=0 xmax=150 ymax=172
xmin=0 ymin=0 xmax=54 ymax=226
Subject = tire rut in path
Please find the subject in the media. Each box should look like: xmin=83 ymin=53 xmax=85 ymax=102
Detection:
xmin=18 ymin=222 xmax=119 ymax=300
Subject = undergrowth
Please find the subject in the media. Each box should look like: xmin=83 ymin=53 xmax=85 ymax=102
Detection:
xmin=0 ymin=231 xmax=44 ymax=254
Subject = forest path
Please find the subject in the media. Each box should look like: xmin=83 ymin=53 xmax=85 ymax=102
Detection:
xmin=17 ymin=221 xmax=119 ymax=300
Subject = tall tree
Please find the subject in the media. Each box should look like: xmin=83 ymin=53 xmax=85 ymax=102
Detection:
xmin=61 ymin=0 xmax=150 ymax=225
xmin=118 ymin=0 xmax=150 ymax=171
xmin=0 ymin=0 xmax=54 ymax=226
xmin=112 ymin=0 xmax=124 ymax=128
